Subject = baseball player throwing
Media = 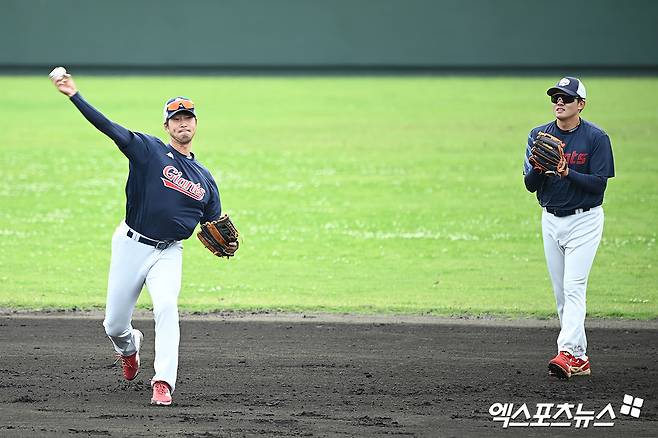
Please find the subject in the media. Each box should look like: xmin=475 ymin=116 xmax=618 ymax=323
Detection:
xmin=523 ymin=77 xmax=615 ymax=379
xmin=50 ymin=68 xmax=234 ymax=405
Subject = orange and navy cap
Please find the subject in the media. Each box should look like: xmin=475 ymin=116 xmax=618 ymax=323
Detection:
xmin=163 ymin=96 xmax=196 ymax=122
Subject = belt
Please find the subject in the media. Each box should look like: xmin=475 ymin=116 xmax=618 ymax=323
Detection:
xmin=126 ymin=229 xmax=175 ymax=250
xmin=545 ymin=207 xmax=590 ymax=217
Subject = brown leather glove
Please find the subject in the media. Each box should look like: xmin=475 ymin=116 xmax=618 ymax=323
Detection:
xmin=197 ymin=214 xmax=239 ymax=258
xmin=529 ymin=131 xmax=567 ymax=176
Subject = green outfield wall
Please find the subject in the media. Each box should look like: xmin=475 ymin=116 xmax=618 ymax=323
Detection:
xmin=1 ymin=0 xmax=657 ymax=72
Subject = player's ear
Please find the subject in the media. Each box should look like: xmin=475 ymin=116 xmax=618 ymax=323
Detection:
xmin=578 ymin=99 xmax=586 ymax=113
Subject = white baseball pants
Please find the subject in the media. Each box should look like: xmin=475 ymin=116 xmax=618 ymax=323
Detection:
xmin=102 ymin=221 xmax=183 ymax=392
xmin=542 ymin=206 xmax=604 ymax=359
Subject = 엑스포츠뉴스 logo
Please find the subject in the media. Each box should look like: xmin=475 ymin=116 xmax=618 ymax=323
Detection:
xmin=160 ymin=165 xmax=206 ymax=201
xmin=488 ymin=394 xmax=645 ymax=429
xmin=620 ymin=394 xmax=644 ymax=418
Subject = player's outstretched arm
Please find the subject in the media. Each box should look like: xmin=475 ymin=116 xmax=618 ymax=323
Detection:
xmin=50 ymin=67 xmax=78 ymax=97
xmin=49 ymin=67 xmax=132 ymax=147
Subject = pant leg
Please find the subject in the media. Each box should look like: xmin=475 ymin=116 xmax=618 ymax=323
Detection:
xmin=542 ymin=212 xmax=566 ymax=325
xmin=103 ymin=222 xmax=154 ymax=356
xmin=557 ymin=208 xmax=605 ymax=358
xmin=145 ymin=241 xmax=183 ymax=392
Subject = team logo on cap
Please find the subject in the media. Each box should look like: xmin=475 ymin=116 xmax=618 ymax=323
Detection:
xmin=558 ymin=78 xmax=571 ymax=86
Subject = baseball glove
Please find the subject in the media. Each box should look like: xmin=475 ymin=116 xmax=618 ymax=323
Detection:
xmin=529 ymin=131 xmax=567 ymax=176
xmin=197 ymin=214 xmax=239 ymax=258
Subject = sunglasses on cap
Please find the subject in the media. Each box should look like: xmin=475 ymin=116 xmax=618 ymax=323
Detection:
xmin=166 ymin=98 xmax=195 ymax=111
xmin=550 ymin=94 xmax=578 ymax=104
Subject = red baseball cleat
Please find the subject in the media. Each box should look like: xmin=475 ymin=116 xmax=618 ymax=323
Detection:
xmin=548 ymin=351 xmax=592 ymax=379
xmin=116 ymin=329 xmax=143 ymax=381
xmin=548 ymin=351 xmax=573 ymax=379
xmin=151 ymin=380 xmax=172 ymax=406
xmin=570 ymin=355 xmax=591 ymax=376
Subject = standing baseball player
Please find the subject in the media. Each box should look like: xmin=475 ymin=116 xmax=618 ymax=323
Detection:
xmin=50 ymin=68 xmax=236 ymax=405
xmin=523 ymin=77 xmax=615 ymax=379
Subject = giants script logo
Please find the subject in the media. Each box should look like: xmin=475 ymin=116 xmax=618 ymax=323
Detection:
xmin=564 ymin=151 xmax=589 ymax=165
xmin=161 ymin=165 xmax=206 ymax=201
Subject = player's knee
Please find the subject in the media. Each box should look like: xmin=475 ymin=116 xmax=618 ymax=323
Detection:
xmin=563 ymin=278 xmax=586 ymax=295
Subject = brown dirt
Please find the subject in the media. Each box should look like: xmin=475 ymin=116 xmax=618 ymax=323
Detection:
xmin=0 ymin=314 xmax=656 ymax=437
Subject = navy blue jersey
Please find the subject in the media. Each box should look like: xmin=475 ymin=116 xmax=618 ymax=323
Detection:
xmin=71 ymin=93 xmax=221 ymax=240
xmin=523 ymin=119 xmax=615 ymax=210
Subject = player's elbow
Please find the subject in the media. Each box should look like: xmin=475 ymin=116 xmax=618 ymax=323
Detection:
xmin=588 ymin=176 xmax=608 ymax=194
xmin=598 ymin=177 xmax=608 ymax=193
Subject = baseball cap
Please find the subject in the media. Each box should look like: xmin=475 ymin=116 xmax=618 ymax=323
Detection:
xmin=163 ymin=96 xmax=196 ymax=122
xmin=547 ymin=77 xmax=587 ymax=99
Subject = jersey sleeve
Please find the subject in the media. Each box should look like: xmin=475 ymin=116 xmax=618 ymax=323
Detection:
xmin=200 ymin=174 xmax=222 ymax=224
xmin=70 ymin=92 xmax=151 ymax=163
xmin=589 ymin=133 xmax=615 ymax=178
xmin=523 ymin=130 xmax=535 ymax=175
xmin=119 ymin=133 xmax=156 ymax=164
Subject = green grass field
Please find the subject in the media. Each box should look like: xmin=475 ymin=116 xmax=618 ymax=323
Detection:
xmin=0 ymin=76 xmax=656 ymax=318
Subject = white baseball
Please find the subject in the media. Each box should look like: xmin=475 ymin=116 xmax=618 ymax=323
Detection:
xmin=49 ymin=66 xmax=67 ymax=80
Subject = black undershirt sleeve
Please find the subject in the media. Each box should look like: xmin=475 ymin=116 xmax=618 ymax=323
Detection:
xmin=565 ymin=170 xmax=608 ymax=194
xmin=524 ymin=168 xmax=545 ymax=193
xmin=69 ymin=92 xmax=133 ymax=147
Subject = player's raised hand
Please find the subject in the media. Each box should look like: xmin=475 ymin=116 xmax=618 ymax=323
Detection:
xmin=49 ymin=67 xmax=78 ymax=97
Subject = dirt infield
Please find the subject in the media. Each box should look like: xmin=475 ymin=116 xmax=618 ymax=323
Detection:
xmin=0 ymin=314 xmax=656 ymax=437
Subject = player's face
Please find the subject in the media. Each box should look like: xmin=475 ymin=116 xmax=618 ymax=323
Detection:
xmin=552 ymin=94 xmax=586 ymax=120
xmin=165 ymin=113 xmax=197 ymax=145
